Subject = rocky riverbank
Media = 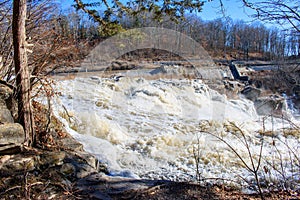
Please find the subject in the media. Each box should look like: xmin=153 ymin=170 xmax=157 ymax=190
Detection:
xmin=0 ymin=81 xmax=107 ymax=198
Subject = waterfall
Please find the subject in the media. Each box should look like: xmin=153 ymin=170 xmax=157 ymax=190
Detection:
xmin=283 ymin=93 xmax=300 ymax=117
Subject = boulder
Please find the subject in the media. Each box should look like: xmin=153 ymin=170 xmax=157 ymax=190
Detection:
xmin=0 ymin=83 xmax=13 ymax=102
xmin=0 ymin=82 xmax=23 ymax=155
xmin=0 ymin=123 xmax=24 ymax=145
xmin=76 ymin=151 xmax=99 ymax=170
xmin=109 ymin=61 xmax=136 ymax=71
xmin=0 ymin=154 xmax=36 ymax=176
xmin=76 ymin=163 xmax=98 ymax=179
xmin=0 ymin=107 xmax=14 ymax=123
xmin=58 ymin=137 xmax=83 ymax=152
xmin=0 ymin=82 xmax=17 ymax=120
xmin=38 ymin=151 xmax=66 ymax=168
xmin=241 ymin=86 xmax=261 ymax=101
xmin=60 ymin=163 xmax=76 ymax=176
xmin=223 ymin=80 xmax=243 ymax=92
xmin=64 ymin=151 xmax=104 ymax=179
xmin=254 ymin=96 xmax=284 ymax=116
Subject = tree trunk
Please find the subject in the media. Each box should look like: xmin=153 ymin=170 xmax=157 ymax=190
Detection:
xmin=12 ymin=0 xmax=35 ymax=146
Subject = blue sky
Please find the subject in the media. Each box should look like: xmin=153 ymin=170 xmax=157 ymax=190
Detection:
xmin=60 ymin=0 xmax=257 ymax=22
xmin=200 ymin=0 xmax=256 ymax=22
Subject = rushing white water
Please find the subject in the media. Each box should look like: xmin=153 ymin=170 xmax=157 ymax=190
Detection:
xmin=283 ymin=93 xmax=300 ymax=117
xmin=52 ymin=73 xmax=300 ymax=190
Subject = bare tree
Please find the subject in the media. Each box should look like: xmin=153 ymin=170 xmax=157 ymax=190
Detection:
xmin=242 ymin=0 xmax=300 ymax=33
xmin=0 ymin=1 xmax=14 ymax=80
xmin=12 ymin=0 xmax=35 ymax=146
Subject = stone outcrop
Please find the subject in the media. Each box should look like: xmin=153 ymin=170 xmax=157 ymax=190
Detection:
xmin=0 ymin=142 xmax=103 ymax=178
xmin=0 ymin=122 xmax=108 ymax=198
xmin=107 ymin=60 xmax=136 ymax=71
xmin=0 ymin=82 xmax=24 ymax=155
xmin=0 ymin=107 xmax=14 ymax=123
xmin=241 ymin=86 xmax=261 ymax=101
xmin=223 ymin=80 xmax=243 ymax=92
xmin=254 ymin=96 xmax=284 ymax=116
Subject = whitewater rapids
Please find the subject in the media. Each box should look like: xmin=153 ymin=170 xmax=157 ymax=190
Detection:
xmin=52 ymin=74 xmax=300 ymax=190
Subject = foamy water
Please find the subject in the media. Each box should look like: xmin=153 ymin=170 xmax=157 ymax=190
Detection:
xmin=52 ymin=74 xmax=300 ymax=191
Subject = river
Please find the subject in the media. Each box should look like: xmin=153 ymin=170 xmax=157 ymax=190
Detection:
xmin=51 ymin=68 xmax=300 ymax=191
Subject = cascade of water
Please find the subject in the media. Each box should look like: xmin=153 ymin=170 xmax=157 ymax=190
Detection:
xmin=282 ymin=93 xmax=300 ymax=116
xmin=51 ymin=76 xmax=300 ymax=190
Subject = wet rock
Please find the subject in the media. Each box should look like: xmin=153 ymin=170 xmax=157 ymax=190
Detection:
xmin=76 ymin=151 xmax=99 ymax=169
xmin=58 ymin=137 xmax=83 ymax=152
xmin=75 ymin=173 xmax=169 ymax=199
xmin=254 ymin=96 xmax=284 ymax=116
xmin=241 ymin=86 xmax=261 ymax=101
xmin=64 ymin=151 xmax=102 ymax=179
xmin=76 ymin=163 xmax=98 ymax=179
xmin=97 ymin=162 xmax=109 ymax=174
xmin=223 ymin=80 xmax=243 ymax=91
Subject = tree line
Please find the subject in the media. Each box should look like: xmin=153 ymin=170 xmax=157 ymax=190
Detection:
xmin=121 ymin=13 xmax=300 ymax=60
xmin=55 ymin=4 xmax=300 ymax=61
xmin=0 ymin=0 xmax=299 ymax=146
xmin=1 ymin=0 xmax=299 ymax=82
